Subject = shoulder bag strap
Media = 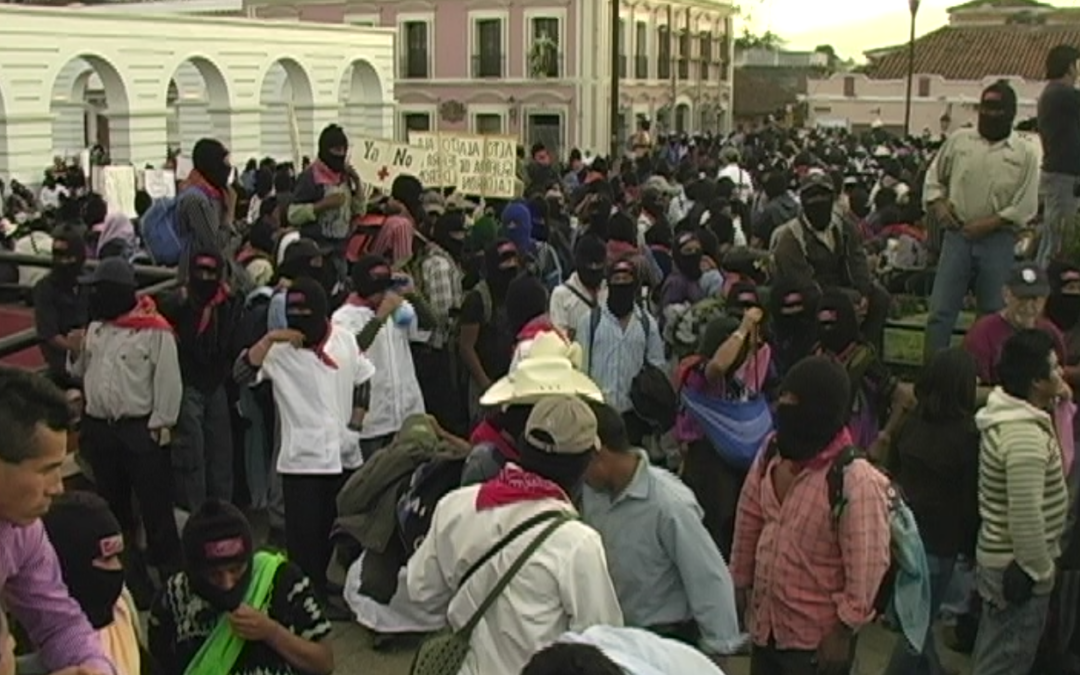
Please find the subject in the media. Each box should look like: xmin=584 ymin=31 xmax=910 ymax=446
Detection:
xmin=458 ymin=510 xmax=564 ymax=588
xmin=461 ymin=513 xmax=573 ymax=633
xmin=637 ymin=308 xmax=651 ymax=369
xmin=566 ymin=284 xmax=594 ymax=309
xmin=587 ymin=307 xmax=602 ymax=374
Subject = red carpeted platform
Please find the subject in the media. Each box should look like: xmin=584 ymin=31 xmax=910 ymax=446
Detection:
xmin=0 ymin=305 xmax=44 ymax=369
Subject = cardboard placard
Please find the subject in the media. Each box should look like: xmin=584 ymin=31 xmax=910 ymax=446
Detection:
xmin=352 ymin=137 xmax=432 ymax=191
xmin=408 ymin=132 xmax=457 ymax=188
xmin=100 ymin=165 xmax=137 ymax=218
xmin=408 ymin=132 xmax=521 ymax=199
xmin=143 ymin=169 xmax=176 ymax=200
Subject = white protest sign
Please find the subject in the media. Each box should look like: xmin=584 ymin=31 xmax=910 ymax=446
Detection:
xmin=408 ymin=132 xmax=457 ymax=188
xmin=100 ymin=165 xmax=137 ymax=218
xmin=175 ymin=155 xmax=193 ymax=181
xmin=411 ymin=133 xmax=521 ymax=199
xmin=143 ymin=169 xmax=176 ymax=200
xmin=352 ymin=137 xmax=431 ymax=191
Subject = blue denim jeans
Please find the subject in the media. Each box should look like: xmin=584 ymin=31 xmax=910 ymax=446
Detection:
xmin=971 ymin=566 xmax=1053 ymax=675
xmin=924 ymin=228 xmax=1016 ymax=359
xmin=1037 ymin=172 xmax=1080 ymax=267
xmin=883 ymin=554 xmax=956 ymax=675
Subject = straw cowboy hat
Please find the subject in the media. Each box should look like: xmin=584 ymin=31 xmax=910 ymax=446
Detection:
xmin=481 ymin=331 xmax=602 ymax=407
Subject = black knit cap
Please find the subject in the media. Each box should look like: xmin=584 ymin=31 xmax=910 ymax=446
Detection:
xmin=181 ymin=499 xmax=253 ymax=571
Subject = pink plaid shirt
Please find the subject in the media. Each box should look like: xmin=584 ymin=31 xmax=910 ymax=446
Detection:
xmin=730 ymin=433 xmax=892 ymax=650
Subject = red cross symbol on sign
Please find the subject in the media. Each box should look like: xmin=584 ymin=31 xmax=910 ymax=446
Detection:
xmin=377 ymin=166 xmax=390 ymax=181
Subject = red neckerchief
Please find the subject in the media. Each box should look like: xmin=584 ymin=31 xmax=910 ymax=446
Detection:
xmin=308 ymin=321 xmax=338 ymax=369
xmin=607 ymin=240 xmax=637 ymax=261
xmin=469 ymin=420 xmax=521 ymax=462
xmin=794 ymin=427 xmax=855 ymax=472
xmin=345 ymin=293 xmax=378 ymax=310
xmin=109 ymin=296 xmax=174 ymax=332
xmin=182 ymin=170 xmax=224 ymax=201
xmin=196 ymin=283 xmax=230 ymax=335
xmin=312 ymin=159 xmax=344 ymax=186
xmin=475 ymin=463 xmax=567 ymax=510
xmin=516 ymin=316 xmax=563 ymax=343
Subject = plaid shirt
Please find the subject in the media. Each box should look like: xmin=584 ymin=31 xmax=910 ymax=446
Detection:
xmin=730 ymin=435 xmax=891 ymax=650
xmin=420 ymin=245 xmax=463 ymax=350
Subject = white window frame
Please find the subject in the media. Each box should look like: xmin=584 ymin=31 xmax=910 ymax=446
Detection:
xmin=522 ymin=9 xmax=567 ymax=80
xmin=469 ymin=104 xmax=509 ymax=135
xmin=522 ymin=105 xmax=569 ymax=157
xmin=468 ymin=9 xmax=510 ymax=79
xmin=397 ymin=12 xmax=435 ymax=80
xmin=343 ymin=13 xmax=380 ymax=27
xmin=398 ymin=104 xmax=438 ymax=141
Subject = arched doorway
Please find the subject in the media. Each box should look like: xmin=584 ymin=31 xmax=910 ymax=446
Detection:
xmin=259 ymin=58 xmax=314 ymax=164
xmin=50 ymin=55 xmax=130 ymax=163
xmin=338 ymin=59 xmax=386 ymax=140
xmin=166 ymin=57 xmax=231 ymax=159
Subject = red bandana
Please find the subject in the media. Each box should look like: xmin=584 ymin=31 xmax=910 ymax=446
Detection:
xmin=182 ymin=170 xmax=224 ymax=202
xmin=469 ymin=420 xmax=521 ymax=463
xmin=475 ymin=464 xmax=568 ymax=510
xmin=197 ymin=283 xmax=230 ymax=335
xmin=309 ymin=322 xmax=338 ymax=369
xmin=109 ymin=296 xmax=174 ymax=333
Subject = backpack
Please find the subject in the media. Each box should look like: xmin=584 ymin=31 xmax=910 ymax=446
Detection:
xmin=140 ymin=189 xmax=194 ymax=266
xmin=346 ymin=213 xmax=386 ymax=263
xmin=760 ymin=441 xmax=931 ymax=651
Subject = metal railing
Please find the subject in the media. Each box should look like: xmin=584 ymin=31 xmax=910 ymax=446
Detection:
xmin=0 ymin=252 xmax=179 ymax=361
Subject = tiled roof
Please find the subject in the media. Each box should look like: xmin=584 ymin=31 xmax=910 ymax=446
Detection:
xmin=866 ymin=23 xmax=1080 ymax=80
xmin=733 ymin=70 xmax=799 ymax=117
xmin=948 ymin=0 xmax=1049 ymax=10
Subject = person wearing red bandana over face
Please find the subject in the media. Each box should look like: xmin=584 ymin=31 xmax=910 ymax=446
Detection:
xmin=407 ymin=396 xmax=622 ymax=675
xmin=70 ymin=257 xmax=184 ymax=592
xmin=149 ymin=500 xmax=334 ymax=675
xmin=159 ymin=248 xmax=244 ymax=513
xmin=242 ymin=278 xmax=374 ymax=605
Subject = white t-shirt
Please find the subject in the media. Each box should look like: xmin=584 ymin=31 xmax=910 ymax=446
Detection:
xmin=558 ymin=626 xmax=726 ymax=675
xmin=331 ymin=301 xmax=426 ymax=439
xmin=258 ymin=324 xmax=375 ymax=474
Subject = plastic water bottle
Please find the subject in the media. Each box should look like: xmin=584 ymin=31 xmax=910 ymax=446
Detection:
xmin=392 ymin=301 xmax=415 ymax=328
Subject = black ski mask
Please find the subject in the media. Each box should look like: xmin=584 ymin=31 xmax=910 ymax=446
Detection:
xmin=775 ymin=356 xmax=852 ymax=462
xmin=351 ymin=254 xmax=394 ymax=300
xmin=50 ymin=229 xmax=87 ymax=286
xmin=192 ymin=138 xmax=233 ymax=191
xmin=817 ymin=289 xmax=860 ymax=355
xmin=285 ymin=277 xmax=330 ymax=347
xmin=801 ymin=182 xmax=836 ymax=232
xmin=318 ymin=124 xmax=349 ymax=175
xmin=674 ymin=233 xmax=704 ymax=281
xmin=484 ymin=239 xmax=520 ymax=297
xmin=42 ymin=492 xmax=125 ymax=630
xmin=88 ymin=281 xmax=137 ymax=321
xmin=574 ymin=235 xmax=608 ymax=291
xmin=725 ymin=282 xmax=761 ymax=320
xmin=432 ymin=211 xmax=467 ymax=261
xmin=977 ymin=81 xmax=1017 ymax=143
xmin=606 ymin=259 xmax=640 ymax=318
xmin=188 ymin=250 xmax=224 ymax=305
xmin=182 ymin=500 xmax=255 ymax=613
xmin=1046 ymin=262 xmax=1080 ymax=331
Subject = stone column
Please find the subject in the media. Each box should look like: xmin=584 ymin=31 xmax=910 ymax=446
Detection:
xmin=0 ymin=113 xmax=54 ymax=184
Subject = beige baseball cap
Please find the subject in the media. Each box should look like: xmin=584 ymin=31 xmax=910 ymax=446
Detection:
xmin=523 ymin=396 xmax=600 ymax=456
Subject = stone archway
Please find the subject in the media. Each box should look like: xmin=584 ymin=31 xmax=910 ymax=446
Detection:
xmin=259 ymin=58 xmax=314 ymax=164
xmin=49 ymin=54 xmax=130 ymax=162
xmin=338 ymin=58 xmax=386 ymax=140
xmin=166 ymin=56 xmax=232 ymax=156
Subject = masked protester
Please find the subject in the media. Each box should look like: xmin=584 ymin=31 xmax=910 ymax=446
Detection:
xmin=159 ymin=248 xmax=242 ymax=513
xmin=924 ymin=80 xmax=1040 ymax=356
xmin=551 ymin=235 xmax=608 ymax=339
xmin=1044 ymin=261 xmax=1080 ymax=334
xmin=731 ymin=356 xmax=891 ymax=675
xmin=42 ymin=492 xmax=143 ymax=675
xmin=333 ymin=255 xmax=434 ymax=458
xmin=459 ymin=239 xmax=521 ymax=421
xmin=178 ymin=138 xmax=234 ymax=280
xmin=149 ymin=500 xmax=335 ymax=675
xmin=288 ymin=123 xmax=363 ymax=285
xmin=71 ymin=258 xmax=184 ymax=606
xmin=33 ymin=225 xmax=89 ymax=387
xmin=816 ymin=288 xmax=860 ymax=357
xmin=659 ymin=231 xmax=709 ymax=313
xmin=768 ymin=277 xmax=819 ymax=378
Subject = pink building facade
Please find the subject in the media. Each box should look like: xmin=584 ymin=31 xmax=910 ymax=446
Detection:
xmin=243 ymin=0 xmax=737 ymax=156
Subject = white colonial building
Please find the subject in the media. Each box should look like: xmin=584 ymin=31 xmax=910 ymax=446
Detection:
xmin=0 ymin=4 xmax=396 ymax=182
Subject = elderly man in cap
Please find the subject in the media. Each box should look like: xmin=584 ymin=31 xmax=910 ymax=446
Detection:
xmin=771 ymin=171 xmax=888 ymax=352
xmin=923 ymin=80 xmax=1040 ymax=360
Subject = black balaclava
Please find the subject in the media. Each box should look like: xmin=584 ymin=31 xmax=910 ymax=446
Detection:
xmin=801 ymin=185 xmax=835 ymax=232
xmin=391 ymin=175 xmax=425 ymax=228
xmin=673 ymin=232 xmax=704 ymax=281
xmin=285 ymin=277 xmax=330 ymax=347
xmin=725 ymin=281 xmax=761 ymax=320
xmin=817 ymin=288 xmax=859 ymax=355
xmin=775 ymin=355 xmax=852 ymax=462
xmin=1046 ymin=261 xmax=1080 ymax=331
xmin=188 ymin=248 xmax=224 ymax=306
xmin=506 ymin=274 xmax=549 ymax=336
xmin=978 ymin=81 xmax=1017 ymax=143
xmin=606 ymin=258 xmax=640 ymax=318
xmin=484 ymin=239 xmax=520 ymax=298
xmin=181 ymin=500 xmax=255 ymax=613
xmin=42 ymin=493 xmax=125 ymax=629
xmin=518 ymin=441 xmax=595 ymax=499
xmin=278 ymin=240 xmax=323 ymax=282
xmin=192 ymin=138 xmax=233 ymax=191
xmin=432 ymin=210 xmax=467 ymax=261
xmin=317 ymin=124 xmax=348 ymax=175
xmin=51 ymin=228 xmax=87 ymax=287
xmin=248 ymin=219 xmax=276 ymax=255
xmin=574 ymin=235 xmax=608 ymax=291
xmin=89 ymin=281 xmax=137 ymax=321
xmin=351 ymin=254 xmax=394 ymax=301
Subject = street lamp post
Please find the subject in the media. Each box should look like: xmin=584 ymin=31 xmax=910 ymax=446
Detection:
xmin=903 ymin=0 xmax=920 ymax=137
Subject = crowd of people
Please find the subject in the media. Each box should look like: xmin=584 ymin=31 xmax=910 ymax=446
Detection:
xmin=2 ymin=44 xmax=1080 ymax=675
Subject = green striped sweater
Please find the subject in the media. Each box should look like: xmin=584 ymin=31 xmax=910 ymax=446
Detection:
xmin=975 ymin=388 xmax=1069 ymax=593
